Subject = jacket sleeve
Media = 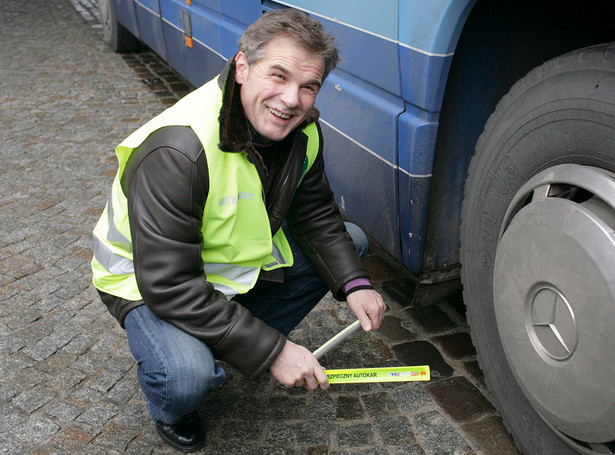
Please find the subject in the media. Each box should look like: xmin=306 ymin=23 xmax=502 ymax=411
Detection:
xmin=124 ymin=126 xmax=285 ymax=379
xmin=286 ymin=124 xmax=370 ymax=300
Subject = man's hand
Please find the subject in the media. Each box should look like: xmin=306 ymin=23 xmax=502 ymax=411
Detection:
xmin=346 ymin=289 xmax=386 ymax=332
xmin=269 ymin=340 xmax=330 ymax=390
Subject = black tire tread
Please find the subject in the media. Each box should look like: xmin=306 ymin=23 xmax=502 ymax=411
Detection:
xmin=460 ymin=42 xmax=615 ymax=455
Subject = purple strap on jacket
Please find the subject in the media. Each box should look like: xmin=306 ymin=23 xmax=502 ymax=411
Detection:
xmin=342 ymin=278 xmax=372 ymax=296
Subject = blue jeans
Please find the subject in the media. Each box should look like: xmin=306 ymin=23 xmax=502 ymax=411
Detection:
xmin=124 ymin=222 xmax=368 ymax=425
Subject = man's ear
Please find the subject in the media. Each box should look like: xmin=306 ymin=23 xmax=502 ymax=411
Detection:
xmin=234 ymin=52 xmax=248 ymax=84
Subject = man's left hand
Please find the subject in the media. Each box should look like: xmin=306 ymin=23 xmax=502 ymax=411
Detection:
xmin=346 ymin=289 xmax=386 ymax=332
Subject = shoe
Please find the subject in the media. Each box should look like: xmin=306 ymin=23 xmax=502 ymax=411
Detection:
xmin=155 ymin=411 xmax=205 ymax=453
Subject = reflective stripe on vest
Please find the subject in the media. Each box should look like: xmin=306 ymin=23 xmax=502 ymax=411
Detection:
xmin=105 ymin=192 xmax=131 ymax=251
xmin=92 ymin=234 xmax=134 ymax=275
xmin=203 ymin=262 xmax=259 ymax=287
xmin=270 ymin=241 xmax=286 ymax=267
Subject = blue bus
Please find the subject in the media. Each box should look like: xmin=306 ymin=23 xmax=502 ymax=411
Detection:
xmin=98 ymin=1 xmax=615 ymax=453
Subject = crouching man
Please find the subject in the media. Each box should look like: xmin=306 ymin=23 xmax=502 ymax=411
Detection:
xmin=91 ymin=9 xmax=385 ymax=452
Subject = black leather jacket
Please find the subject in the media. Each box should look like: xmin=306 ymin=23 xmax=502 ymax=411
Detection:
xmin=100 ymin=59 xmax=369 ymax=379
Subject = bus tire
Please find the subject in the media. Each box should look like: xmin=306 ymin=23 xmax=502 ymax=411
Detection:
xmin=98 ymin=0 xmax=141 ymax=53
xmin=461 ymin=42 xmax=615 ymax=455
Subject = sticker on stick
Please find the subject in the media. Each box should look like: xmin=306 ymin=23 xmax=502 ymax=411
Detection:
xmin=325 ymin=366 xmax=430 ymax=384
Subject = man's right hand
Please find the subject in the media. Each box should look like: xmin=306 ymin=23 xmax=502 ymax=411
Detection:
xmin=269 ymin=340 xmax=330 ymax=390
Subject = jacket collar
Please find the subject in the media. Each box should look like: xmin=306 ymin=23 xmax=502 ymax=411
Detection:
xmin=217 ymin=55 xmax=320 ymax=154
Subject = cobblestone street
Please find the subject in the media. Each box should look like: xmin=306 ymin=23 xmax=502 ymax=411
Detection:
xmin=0 ymin=1 xmax=520 ymax=454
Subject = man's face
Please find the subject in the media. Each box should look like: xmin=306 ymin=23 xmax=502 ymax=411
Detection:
xmin=234 ymin=35 xmax=325 ymax=142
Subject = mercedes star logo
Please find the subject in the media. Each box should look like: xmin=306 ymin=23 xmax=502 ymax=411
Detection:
xmin=528 ymin=286 xmax=578 ymax=361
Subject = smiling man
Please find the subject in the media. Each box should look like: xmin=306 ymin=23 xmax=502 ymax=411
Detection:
xmin=91 ymin=9 xmax=385 ymax=452
xmin=235 ymin=34 xmax=324 ymax=142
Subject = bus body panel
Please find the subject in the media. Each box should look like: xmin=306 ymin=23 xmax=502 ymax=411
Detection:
xmin=134 ymin=0 xmax=167 ymax=59
xmin=316 ymin=69 xmax=404 ymax=259
xmin=397 ymin=108 xmax=439 ymax=272
xmin=397 ymin=0 xmax=475 ymax=54
xmin=160 ymin=0 xmax=231 ymax=85
xmin=271 ymin=0 xmax=402 ymax=97
xmin=114 ymin=0 xmax=141 ymax=38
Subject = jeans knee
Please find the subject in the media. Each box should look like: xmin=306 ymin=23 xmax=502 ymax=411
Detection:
xmin=344 ymin=222 xmax=369 ymax=259
xmin=165 ymin=357 xmax=226 ymax=410
xmin=138 ymin=348 xmax=226 ymax=423
xmin=124 ymin=306 xmax=226 ymax=423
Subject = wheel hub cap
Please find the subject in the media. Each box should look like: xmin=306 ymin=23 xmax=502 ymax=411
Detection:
xmin=494 ymin=164 xmax=615 ymax=445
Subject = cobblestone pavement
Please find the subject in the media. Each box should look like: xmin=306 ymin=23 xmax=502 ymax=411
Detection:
xmin=0 ymin=1 xmax=521 ymax=454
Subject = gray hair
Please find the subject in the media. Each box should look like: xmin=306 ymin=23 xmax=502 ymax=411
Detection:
xmin=238 ymin=9 xmax=339 ymax=81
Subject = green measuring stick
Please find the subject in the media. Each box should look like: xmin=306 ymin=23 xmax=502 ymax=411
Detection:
xmin=325 ymin=366 xmax=430 ymax=383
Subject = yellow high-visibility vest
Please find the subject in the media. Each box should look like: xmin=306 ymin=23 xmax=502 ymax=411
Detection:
xmin=91 ymin=76 xmax=320 ymax=301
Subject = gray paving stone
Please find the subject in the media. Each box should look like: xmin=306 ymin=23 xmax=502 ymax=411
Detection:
xmin=68 ymin=386 xmax=104 ymax=406
xmin=32 ymin=296 xmax=65 ymax=313
xmin=0 ymin=381 xmax=20 ymax=404
xmin=362 ymin=391 xmax=400 ymax=419
xmin=23 ymin=327 xmax=78 ymax=362
xmin=113 ymin=401 xmax=148 ymax=427
xmin=86 ymin=367 xmax=124 ymax=393
xmin=250 ymin=447 xmax=307 ymax=455
xmin=105 ymin=353 xmax=135 ymax=374
xmin=46 ymin=401 xmax=83 ymax=423
xmin=390 ymin=383 xmax=435 ymax=414
xmin=10 ymin=415 xmax=60 ymax=445
xmin=70 ymin=351 xmax=107 ymax=375
xmin=307 ymin=393 xmax=336 ymax=422
xmin=47 ymin=422 xmax=101 ymax=453
xmin=335 ymin=395 xmax=365 ymax=420
xmin=91 ymin=423 xmax=143 ymax=452
xmin=337 ymin=423 xmax=375 ymax=447
xmin=461 ymin=416 xmax=519 ymax=455
xmin=9 ymin=367 xmax=50 ymax=392
xmin=331 ymin=449 xmax=389 ymax=455
xmin=414 ymin=411 xmax=474 ymax=455
xmin=46 ymin=367 xmax=88 ymax=391
xmin=0 ymin=433 xmax=24 ymax=455
xmin=105 ymin=378 xmax=140 ymax=406
xmin=375 ymin=415 xmax=415 ymax=446
xmin=12 ymin=388 xmax=54 ymax=414
xmin=391 ymin=444 xmax=426 ymax=455
xmin=0 ymin=333 xmax=25 ymax=356
xmin=294 ymin=421 xmax=330 ymax=446
xmin=75 ymin=403 xmax=119 ymax=427
xmin=426 ymin=377 xmax=495 ymax=423
xmin=0 ymin=354 xmax=35 ymax=378
xmin=61 ymin=333 xmax=95 ymax=355
xmin=218 ymin=420 xmax=266 ymax=441
xmin=0 ymin=404 xmax=25 ymax=433
xmin=265 ymin=422 xmax=296 ymax=445
xmin=207 ymin=440 xmax=261 ymax=455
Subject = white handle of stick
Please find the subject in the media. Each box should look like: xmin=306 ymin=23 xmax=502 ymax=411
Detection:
xmin=312 ymin=319 xmax=362 ymax=360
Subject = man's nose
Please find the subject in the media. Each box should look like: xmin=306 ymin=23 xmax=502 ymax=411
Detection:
xmin=280 ymin=84 xmax=300 ymax=109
